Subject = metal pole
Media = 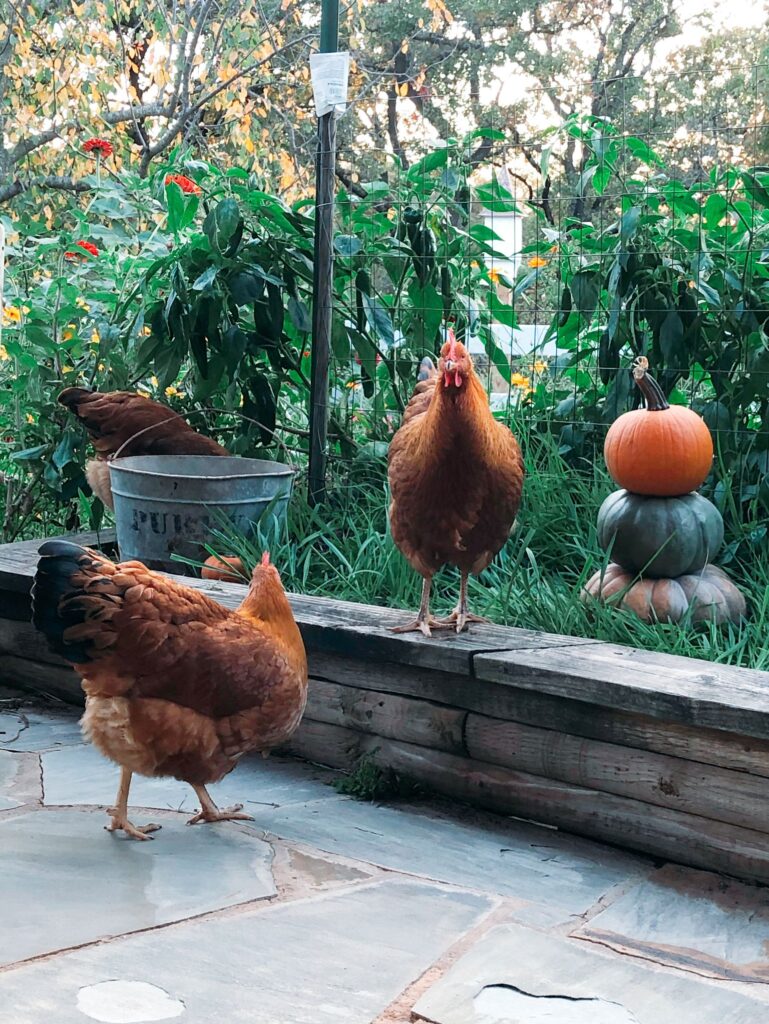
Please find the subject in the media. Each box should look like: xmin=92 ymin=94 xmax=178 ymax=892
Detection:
xmin=308 ymin=0 xmax=340 ymax=506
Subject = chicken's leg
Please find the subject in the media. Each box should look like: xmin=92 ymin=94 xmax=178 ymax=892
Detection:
xmin=187 ymin=784 xmax=254 ymax=825
xmin=391 ymin=576 xmax=453 ymax=638
xmin=105 ymin=767 xmax=161 ymax=841
xmin=440 ymin=571 xmax=490 ymax=634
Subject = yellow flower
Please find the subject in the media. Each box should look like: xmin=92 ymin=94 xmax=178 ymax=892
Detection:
xmin=488 ymin=269 xmax=502 ymax=284
xmin=150 ymin=376 xmax=159 ymax=388
xmin=91 ymin=330 xmax=100 ymax=345
xmin=98 ymin=363 xmax=105 ymax=371
xmin=2 ymin=306 xmax=21 ymax=323
xmin=26 ymin=413 xmax=34 ymax=424
xmin=510 ymin=372 xmax=530 ymax=388
xmin=61 ymin=365 xmax=74 ymax=373
xmin=0 ymin=345 xmax=7 ymax=361
xmin=165 ymin=386 xmax=179 ymax=397
xmin=532 ymin=359 xmax=548 ymax=374
xmin=137 ymin=388 xmax=151 ymax=398
xmin=528 ymin=256 xmax=548 ymax=269
xmin=345 ymin=380 xmax=360 ymax=390
xmin=470 ymin=260 xmax=479 ymax=269
xmin=142 ymin=326 xmax=152 ymax=336
xmin=76 ymin=297 xmax=91 ymax=311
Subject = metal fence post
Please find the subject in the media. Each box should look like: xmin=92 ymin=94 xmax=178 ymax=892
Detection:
xmin=308 ymin=0 xmax=340 ymax=506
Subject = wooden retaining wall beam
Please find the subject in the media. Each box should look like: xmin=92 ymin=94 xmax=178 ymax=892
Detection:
xmin=284 ymin=718 xmax=769 ymax=886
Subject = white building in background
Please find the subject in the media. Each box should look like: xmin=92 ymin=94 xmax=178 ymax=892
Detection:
xmin=466 ymin=166 xmax=557 ymax=360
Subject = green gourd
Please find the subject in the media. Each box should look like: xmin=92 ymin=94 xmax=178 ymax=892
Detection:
xmin=596 ymin=489 xmax=723 ymax=578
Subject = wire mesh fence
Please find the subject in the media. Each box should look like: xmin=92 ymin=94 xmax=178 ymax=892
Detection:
xmin=316 ymin=63 xmax=769 ymax=519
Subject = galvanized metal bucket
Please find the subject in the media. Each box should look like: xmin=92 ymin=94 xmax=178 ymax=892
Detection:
xmin=109 ymin=455 xmax=294 ymax=574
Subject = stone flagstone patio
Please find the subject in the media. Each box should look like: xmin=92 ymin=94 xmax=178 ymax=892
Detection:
xmin=2 ymin=688 xmax=769 ymax=1023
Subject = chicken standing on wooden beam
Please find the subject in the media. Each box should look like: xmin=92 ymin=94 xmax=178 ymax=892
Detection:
xmin=58 ymin=387 xmax=228 ymax=509
xmin=387 ymin=329 xmax=524 ymax=636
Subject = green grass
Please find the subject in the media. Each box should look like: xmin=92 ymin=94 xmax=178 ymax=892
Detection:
xmin=196 ymin=431 xmax=769 ymax=673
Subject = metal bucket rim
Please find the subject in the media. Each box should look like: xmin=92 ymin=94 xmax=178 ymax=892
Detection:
xmin=109 ymin=455 xmax=295 ymax=483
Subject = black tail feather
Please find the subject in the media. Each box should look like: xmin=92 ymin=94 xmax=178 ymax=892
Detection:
xmin=31 ymin=541 xmax=96 ymax=663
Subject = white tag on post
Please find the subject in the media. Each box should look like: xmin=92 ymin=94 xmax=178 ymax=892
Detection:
xmin=310 ymin=51 xmax=350 ymax=118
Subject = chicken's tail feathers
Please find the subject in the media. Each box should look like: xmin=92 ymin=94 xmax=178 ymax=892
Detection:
xmin=417 ymin=357 xmax=436 ymax=382
xmin=32 ymin=541 xmax=113 ymax=664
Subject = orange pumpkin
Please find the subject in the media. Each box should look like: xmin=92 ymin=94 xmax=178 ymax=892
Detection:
xmin=201 ymin=555 xmax=246 ymax=582
xmin=604 ymin=357 xmax=713 ymax=496
xmin=581 ymin=562 xmax=745 ymax=625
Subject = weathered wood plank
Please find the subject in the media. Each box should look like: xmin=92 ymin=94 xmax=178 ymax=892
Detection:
xmin=464 ymin=714 xmax=769 ymax=833
xmin=308 ymin=652 xmax=769 ymax=778
xmin=306 ymin=678 xmax=467 ymax=754
xmin=0 ymin=654 xmax=81 ymax=703
xmin=284 ymin=719 xmax=769 ymax=884
xmin=475 ymin=644 xmax=769 ymax=741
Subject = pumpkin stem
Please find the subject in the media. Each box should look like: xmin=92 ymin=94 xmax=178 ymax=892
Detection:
xmin=632 ymin=356 xmax=670 ymax=412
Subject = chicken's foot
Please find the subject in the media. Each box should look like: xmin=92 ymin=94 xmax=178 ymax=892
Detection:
xmin=391 ymin=576 xmax=454 ymax=638
xmin=187 ymin=784 xmax=254 ymax=825
xmin=439 ymin=571 xmax=490 ymax=634
xmin=104 ymin=767 xmax=161 ymax=841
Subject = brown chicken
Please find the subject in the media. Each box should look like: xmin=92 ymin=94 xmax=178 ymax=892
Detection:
xmin=32 ymin=541 xmax=307 ymax=840
xmin=58 ymin=387 xmax=227 ymax=509
xmin=388 ymin=330 xmax=524 ymax=635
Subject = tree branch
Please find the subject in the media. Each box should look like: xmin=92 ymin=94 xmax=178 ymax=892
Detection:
xmin=0 ymin=175 xmax=91 ymax=205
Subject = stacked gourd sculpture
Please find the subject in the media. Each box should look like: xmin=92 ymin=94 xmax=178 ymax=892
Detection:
xmin=582 ymin=357 xmax=746 ymax=625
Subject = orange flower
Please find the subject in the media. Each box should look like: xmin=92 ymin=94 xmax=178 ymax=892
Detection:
xmin=527 ymin=256 xmax=548 ymax=269
xmin=165 ymin=173 xmax=202 ymax=195
xmin=82 ymin=138 xmax=113 ymax=158
xmin=2 ymin=306 xmax=21 ymax=323
xmin=488 ymin=269 xmax=502 ymax=284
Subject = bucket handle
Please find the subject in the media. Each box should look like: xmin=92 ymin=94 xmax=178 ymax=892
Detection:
xmin=109 ymin=415 xmax=184 ymax=462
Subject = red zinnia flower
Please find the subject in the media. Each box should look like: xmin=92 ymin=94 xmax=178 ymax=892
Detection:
xmin=82 ymin=138 xmax=113 ymax=158
xmin=64 ymin=240 xmax=99 ymax=260
xmin=165 ymin=173 xmax=202 ymax=195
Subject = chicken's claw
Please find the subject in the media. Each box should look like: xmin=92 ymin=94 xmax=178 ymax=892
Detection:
xmin=390 ymin=616 xmax=454 ymax=638
xmin=187 ymin=802 xmax=254 ymax=826
xmin=105 ymin=808 xmax=161 ymax=841
xmin=438 ymin=610 xmax=491 ymax=634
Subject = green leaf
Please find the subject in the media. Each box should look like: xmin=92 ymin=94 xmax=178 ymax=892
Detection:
xmin=569 ymin=270 xmax=602 ymax=322
xmin=203 ymin=198 xmax=243 ymax=253
xmin=229 ymin=271 xmax=265 ymax=305
xmin=742 ymin=172 xmax=769 ymax=208
xmin=465 ymin=126 xmax=506 ymax=142
xmin=624 ymin=136 xmax=663 ymax=167
xmin=469 ymin=223 xmax=502 ymax=243
xmin=334 ymin=234 xmax=362 ymax=256
xmin=192 ymin=265 xmax=218 ymax=292
xmin=407 ymin=147 xmax=450 ymax=180
xmin=407 ymin=281 xmax=443 ymax=348
xmin=11 ymin=444 xmax=50 ymax=462
xmin=659 ymin=310 xmax=685 ymax=364
xmin=362 ymin=294 xmax=395 ymax=347
xmin=287 ymin=296 xmax=312 ymax=332
xmin=166 ymin=181 xmax=185 ymax=234
xmin=475 ymin=180 xmax=520 ymax=214
xmin=52 ymin=429 xmax=78 ymax=470
xmin=481 ymin=327 xmax=512 ymax=384
xmin=704 ymin=193 xmax=729 ymax=230
xmin=593 ymin=164 xmax=612 ymax=196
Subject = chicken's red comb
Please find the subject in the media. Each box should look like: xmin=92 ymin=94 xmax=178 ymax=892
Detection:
xmin=261 ymin=551 xmax=270 ymax=566
xmin=446 ymin=326 xmax=457 ymax=359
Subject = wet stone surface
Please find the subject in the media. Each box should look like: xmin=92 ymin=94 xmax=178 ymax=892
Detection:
xmin=3 ymin=695 xmax=769 ymax=1022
